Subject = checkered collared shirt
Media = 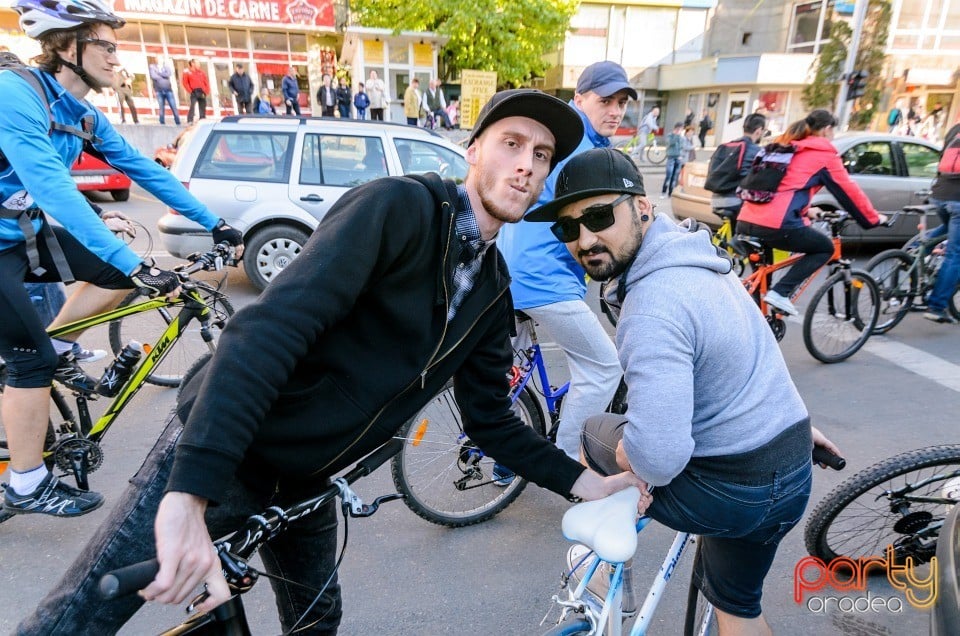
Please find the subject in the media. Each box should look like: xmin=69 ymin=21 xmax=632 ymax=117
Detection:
xmin=447 ymin=185 xmax=497 ymax=322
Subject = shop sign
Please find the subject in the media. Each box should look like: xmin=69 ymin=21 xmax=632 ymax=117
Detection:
xmin=116 ymin=0 xmax=334 ymax=28
xmin=460 ymin=70 xmax=497 ymax=130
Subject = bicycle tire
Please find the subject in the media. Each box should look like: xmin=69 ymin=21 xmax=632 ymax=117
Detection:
xmin=683 ymin=542 xmax=717 ymax=636
xmin=802 ymin=269 xmax=879 ymax=363
xmin=804 ymin=445 xmax=960 ymax=565
xmin=864 ymin=249 xmax=917 ymax=335
xmin=391 ymin=380 xmax=546 ymax=527
xmin=542 ymin=619 xmax=593 ymax=635
xmin=645 ymin=144 xmax=667 ymax=165
xmin=108 ymin=286 xmax=234 ymax=388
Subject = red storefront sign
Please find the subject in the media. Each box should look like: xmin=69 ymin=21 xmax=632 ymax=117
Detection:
xmin=115 ymin=0 xmax=334 ymax=28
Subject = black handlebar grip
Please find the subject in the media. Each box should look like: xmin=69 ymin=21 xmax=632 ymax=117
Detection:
xmin=812 ymin=446 xmax=846 ymax=471
xmin=99 ymin=558 xmax=160 ymax=600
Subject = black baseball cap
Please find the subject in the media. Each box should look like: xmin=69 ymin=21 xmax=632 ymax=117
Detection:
xmin=576 ymin=61 xmax=638 ymax=99
xmin=467 ymin=89 xmax=583 ymax=169
xmin=525 ymin=148 xmax=645 ymax=222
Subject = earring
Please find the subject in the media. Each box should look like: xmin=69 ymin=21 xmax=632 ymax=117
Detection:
xmin=641 ymin=214 xmax=650 ymax=222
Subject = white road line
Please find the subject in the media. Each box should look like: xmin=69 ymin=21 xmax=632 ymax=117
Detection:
xmin=861 ymin=336 xmax=960 ymax=393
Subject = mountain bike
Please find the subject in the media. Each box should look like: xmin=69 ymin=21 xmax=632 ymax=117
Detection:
xmin=804 ymin=444 xmax=960 ymax=568
xmin=735 ymin=210 xmax=881 ymax=363
xmin=0 ymin=244 xmax=236 ymax=521
xmin=391 ymin=310 xmax=627 ymax=527
xmin=616 ymin=133 xmax=667 ymax=165
xmin=865 ymin=204 xmax=959 ymax=334
xmin=98 ymin=440 xmax=405 ymax=636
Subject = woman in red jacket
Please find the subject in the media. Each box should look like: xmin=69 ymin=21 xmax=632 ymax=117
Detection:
xmin=736 ymin=109 xmax=886 ymax=315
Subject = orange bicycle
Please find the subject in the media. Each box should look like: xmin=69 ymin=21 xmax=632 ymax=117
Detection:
xmin=735 ymin=210 xmax=880 ymax=363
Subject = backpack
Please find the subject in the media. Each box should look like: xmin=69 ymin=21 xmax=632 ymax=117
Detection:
xmin=887 ymin=108 xmax=902 ymax=127
xmin=704 ymin=140 xmax=747 ymax=194
xmin=738 ymin=142 xmax=797 ymax=204
xmin=936 ymin=131 xmax=960 ymax=178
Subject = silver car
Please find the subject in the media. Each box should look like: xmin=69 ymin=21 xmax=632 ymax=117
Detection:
xmin=670 ymin=133 xmax=942 ymax=243
xmin=159 ymin=116 xmax=469 ymax=289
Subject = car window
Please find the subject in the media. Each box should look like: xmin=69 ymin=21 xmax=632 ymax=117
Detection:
xmin=300 ymin=134 xmax=388 ymax=187
xmin=841 ymin=142 xmax=894 ymax=176
xmin=194 ymin=131 xmax=293 ymax=182
xmin=393 ymin=139 xmax=468 ymax=183
xmin=900 ymin=142 xmax=940 ymax=179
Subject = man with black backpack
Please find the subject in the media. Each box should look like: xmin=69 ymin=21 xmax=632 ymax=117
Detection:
xmin=703 ymin=112 xmax=767 ymax=222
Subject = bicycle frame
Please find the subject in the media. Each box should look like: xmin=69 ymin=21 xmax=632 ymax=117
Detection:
xmin=510 ymin=325 xmax=569 ymax=423
xmin=741 ymin=234 xmax=842 ymax=316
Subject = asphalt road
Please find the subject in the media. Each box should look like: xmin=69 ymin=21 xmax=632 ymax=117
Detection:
xmin=2 ymin=177 xmax=959 ymax=636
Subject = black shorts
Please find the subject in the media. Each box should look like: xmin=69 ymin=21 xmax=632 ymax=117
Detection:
xmin=0 ymin=222 xmax=134 ymax=387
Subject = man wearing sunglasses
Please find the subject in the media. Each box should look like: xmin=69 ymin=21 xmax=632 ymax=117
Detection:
xmin=498 ymin=60 xmax=635 ymax=462
xmin=0 ymin=0 xmax=242 ymax=521
xmin=527 ymin=147 xmax=840 ymax=635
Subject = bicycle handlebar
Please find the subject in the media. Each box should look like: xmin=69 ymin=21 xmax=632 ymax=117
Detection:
xmin=813 ymin=446 xmax=846 ymax=470
xmin=98 ymin=439 xmax=402 ymax=601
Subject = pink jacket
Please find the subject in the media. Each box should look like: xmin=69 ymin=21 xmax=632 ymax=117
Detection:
xmin=738 ymin=136 xmax=880 ymax=230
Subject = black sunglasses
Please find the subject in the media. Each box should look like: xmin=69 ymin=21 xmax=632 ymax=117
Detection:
xmin=550 ymin=193 xmax=632 ymax=243
xmin=80 ymin=38 xmax=118 ymax=56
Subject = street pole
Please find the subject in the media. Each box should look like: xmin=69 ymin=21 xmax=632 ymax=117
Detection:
xmin=836 ymin=0 xmax=869 ymax=130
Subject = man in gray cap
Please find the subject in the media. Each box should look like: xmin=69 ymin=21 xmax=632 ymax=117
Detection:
xmin=499 ymin=61 xmax=636 ymax=463
xmin=18 ymin=91 xmax=645 ymax=636
xmin=529 ymin=147 xmax=839 ymax=633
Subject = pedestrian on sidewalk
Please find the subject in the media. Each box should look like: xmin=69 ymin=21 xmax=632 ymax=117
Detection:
xmin=149 ymin=56 xmax=179 ymax=125
xmin=115 ymin=65 xmax=138 ymax=124
xmin=698 ymin=109 xmax=712 ymax=148
xmin=182 ymin=59 xmax=208 ymax=123
xmin=662 ymin=122 xmax=685 ymax=198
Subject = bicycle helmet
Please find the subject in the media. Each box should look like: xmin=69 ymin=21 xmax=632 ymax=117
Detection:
xmin=14 ymin=0 xmax=125 ymax=39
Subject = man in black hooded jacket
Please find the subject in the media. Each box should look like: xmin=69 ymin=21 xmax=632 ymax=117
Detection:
xmin=19 ymin=89 xmax=645 ymax=636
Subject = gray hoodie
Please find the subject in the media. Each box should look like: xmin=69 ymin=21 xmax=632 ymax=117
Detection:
xmin=613 ymin=214 xmax=808 ymax=486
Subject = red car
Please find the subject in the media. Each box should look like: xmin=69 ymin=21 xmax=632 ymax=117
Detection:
xmin=70 ymin=151 xmax=131 ymax=201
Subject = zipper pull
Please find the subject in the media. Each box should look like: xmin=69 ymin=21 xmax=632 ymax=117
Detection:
xmin=421 ymin=371 xmax=427 ymax=389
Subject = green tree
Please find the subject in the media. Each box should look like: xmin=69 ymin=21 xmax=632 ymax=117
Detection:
xmin=802 ymin=0 xmax=891 ymax=130
xmin=350 ymin=0 xmax=578 ymax=87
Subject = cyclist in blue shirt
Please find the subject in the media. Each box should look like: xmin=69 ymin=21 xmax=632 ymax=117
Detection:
xmin=498 ymin=61 xmax=635 ymax=459
xmin=0 ymin=0 xmax=243 ymax=520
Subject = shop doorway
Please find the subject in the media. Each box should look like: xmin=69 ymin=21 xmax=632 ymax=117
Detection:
xmin=723 ymin=90 xmax=751 ymax=143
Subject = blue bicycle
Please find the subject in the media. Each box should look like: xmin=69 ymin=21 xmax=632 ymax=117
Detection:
xmin=391 ymin=311 xmax=626 ymax=526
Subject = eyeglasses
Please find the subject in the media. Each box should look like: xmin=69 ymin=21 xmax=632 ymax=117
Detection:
xmin=550 ymin=193 xmax=632 ymax=243
xmin=80 ymin=38 xmax=118 ymax=56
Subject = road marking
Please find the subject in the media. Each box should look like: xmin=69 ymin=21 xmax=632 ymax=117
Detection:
xmin=862 ymin=336 xmax=960 ymax=394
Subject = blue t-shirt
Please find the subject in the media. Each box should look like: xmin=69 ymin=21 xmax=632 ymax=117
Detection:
xmin=498 ymin=104 xmax=610 ymax=309
xmin=0 ymin=69 xmax=219 ymax=274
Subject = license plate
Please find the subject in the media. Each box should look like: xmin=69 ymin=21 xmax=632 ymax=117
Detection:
xmin=689 ymin=175 xmax=706 ymax=188
xmin=73 ymin=175 xmax=105 ymax=184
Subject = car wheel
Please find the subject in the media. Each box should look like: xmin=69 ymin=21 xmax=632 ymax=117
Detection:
xmin=110 ymin=189 xmax=130 ymax=202
xmin=243 ymin=224 xmax=310 ymax=290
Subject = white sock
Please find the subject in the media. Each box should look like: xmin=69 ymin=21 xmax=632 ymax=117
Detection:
xmin=51 ymin=338 xmax=74 ymax=355
xmin=9 ymin=464 xmax=48 ymax=494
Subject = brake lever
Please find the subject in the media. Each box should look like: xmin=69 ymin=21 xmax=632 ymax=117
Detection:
xmin=343 ymin=493 xmax=405 ymax=518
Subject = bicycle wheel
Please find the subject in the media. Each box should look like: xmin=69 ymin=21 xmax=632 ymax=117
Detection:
xmin=542 ymin=620 xmax=593 ymax=635
xmin=804 ymin=445 xmax=960 ymax=565
xmin=108 ymin=285 xmax=234 ymax=388
xmin=864 ymin=249 xmax=917 ymax=335
xmin=391 ymin=380 xmax=546 ymax=527
xmin=683 ymin=542 xmax=717 ymax=636
xmin=645 ymin=144 xmax=667 ymax=165
xmin=802 ymin=269 xmax=879 ymax=363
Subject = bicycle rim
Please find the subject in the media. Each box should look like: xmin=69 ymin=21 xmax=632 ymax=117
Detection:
xmin=108 ymin=284 xmax=234 ymax=387
xmin=802 ymin=270 xmax=879 ymax=363
xmin=683 ymin=543 xmax=717 ymax=636
xmin=645 ymin=145 xmax=667 ymax=164
xmin=804 ymin=445 xmax=960 ymax=566
xmin=391 ymin=381 xmax=546 ymax=527
xmin=865 ymin=249 xmax=916 ymax=335
xmin=541 ymin=619 xmax=593 ymax=635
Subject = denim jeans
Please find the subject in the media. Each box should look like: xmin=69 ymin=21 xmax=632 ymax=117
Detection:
xmin=17 ymin=410 xmax=342 ymax=636
xmin=927 ymin=198 xmax=960 ymax=312
xmin=663 ymin=157 xmax=683 ymax=195
xmin=523 ymin=300 xmax=621 ymax=459
xmin=156 ymin=89 xmax=180 ymax=125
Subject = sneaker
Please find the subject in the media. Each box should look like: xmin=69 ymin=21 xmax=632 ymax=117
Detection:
xmin=923 ymin=308 xmax=959 ymax=324
xmin=72 ymin=346 xmax=107 ymax=364
xmin=53 ymin=352 xmax=98 ymax=393
xmin=763 ymin=290 xmax=799 ymax=316
xmin=566 ymin=544 xmax=637 ymax=614
xmin=491 ymin=463 xmax=515 ymax=487
xmin=2 ymin=472 xmax=104 ymax=517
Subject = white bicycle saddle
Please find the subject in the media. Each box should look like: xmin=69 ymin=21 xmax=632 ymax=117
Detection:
xmin=562 ymin=487 xmax=640 ymax=563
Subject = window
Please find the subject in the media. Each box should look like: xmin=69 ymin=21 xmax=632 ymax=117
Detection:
xmin=788 ymin=1 xmax=833 ymax=53
xmin=194 ymin=132 xmax=293 ymax=182
xmin=116 ymin=22 xmax=140 ymax=44
xmin=228 ymin=29 xmax=248 ymax=51
xmin=140 ymin=23 xmax=161 ymax=46
xmin=300 ymin=134 xmax=388 ymax=187
xmin=394 ymin=139 xmax=468 ymax=182
xmin=900 ymin=142 xmax=940 ymax=179
xmin=165 ymin=24 xmax=186 ymax=46
xmin=252 ymin=31 xmax=288 ymax=52
xmin=186 ymin=26 xmax=228 ymax=49
xmin=841 ymin=142 xmax=893 ymax=176
xmin=389 ymin=43 xmax=409 ymax=65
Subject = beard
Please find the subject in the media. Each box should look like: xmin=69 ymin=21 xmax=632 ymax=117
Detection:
xmin=473 ymin=155 xmax=542 ymax=225
xmin=578 ymin=212 xmax=644 ymax=281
